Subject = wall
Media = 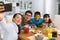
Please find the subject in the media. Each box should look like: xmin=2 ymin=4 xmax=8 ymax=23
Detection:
xmin=45 ymin=0 xmax=58 ymax=19
xmin=31 ymin=0 xmax=45 ymax=17
xmin=1 ymin=0 xmax=58 ymax=19
xmin=31 ymin=0 xmax=58 ymax=19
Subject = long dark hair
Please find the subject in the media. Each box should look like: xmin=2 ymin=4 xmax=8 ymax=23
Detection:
xmin=43 ymin=14 xmax=52 ymax=23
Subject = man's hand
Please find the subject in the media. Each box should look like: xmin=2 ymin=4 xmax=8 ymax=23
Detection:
xmin=0 ymin=13 xmax=3 ymax=21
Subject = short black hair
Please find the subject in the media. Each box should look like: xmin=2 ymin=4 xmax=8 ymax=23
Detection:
xmin=25 ymin=10 xmax=32 ymax=16
xmin=34 ymin=11 xmax=41 ymax=16
xmin=13 ymin=13 xmax=22 ymax=18
xmin=0 ymin=1 xmax=4 ymax=6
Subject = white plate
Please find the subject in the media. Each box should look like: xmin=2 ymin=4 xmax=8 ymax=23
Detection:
xmin=27 ymin=33 xmax=48 ymax=40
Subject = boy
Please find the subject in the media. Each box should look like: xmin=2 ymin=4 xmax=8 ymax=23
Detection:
xmin=30 ymin=11 xmax=43 ymax=26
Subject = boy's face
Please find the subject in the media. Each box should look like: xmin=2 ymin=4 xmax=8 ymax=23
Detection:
xmin=35 ymin=14 xmax=41 ymax=21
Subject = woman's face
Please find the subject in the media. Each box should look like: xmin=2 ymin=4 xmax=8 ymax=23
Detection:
xmin=13 ymin=14 xmax=22 ymax=25
xmin=44 ymin=17 xmax=50 ymax=22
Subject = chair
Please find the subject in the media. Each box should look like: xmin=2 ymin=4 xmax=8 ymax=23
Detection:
xmin=54 ymin=15 xmax=60 ymax=34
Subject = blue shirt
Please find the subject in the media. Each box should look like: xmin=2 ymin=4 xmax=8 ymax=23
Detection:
xmin=30 ymin=18 xmax=43 ymax=26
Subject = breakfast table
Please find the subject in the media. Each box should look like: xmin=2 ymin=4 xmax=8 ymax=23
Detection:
xmin=18 ymin=27 xmax=60 ymax=40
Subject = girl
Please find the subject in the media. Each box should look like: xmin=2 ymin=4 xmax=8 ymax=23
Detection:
xmin=42 ymin=14 xmax=54 ymax=27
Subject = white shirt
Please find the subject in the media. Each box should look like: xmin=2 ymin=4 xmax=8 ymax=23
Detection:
xmin=0 ymin=19 xmax=18 ymax=40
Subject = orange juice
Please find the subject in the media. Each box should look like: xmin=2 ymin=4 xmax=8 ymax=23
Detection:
xmin=46 ymin=27 xmax=51 ymax=34
xmin=48 ymin=33 xmax=52 ymax=38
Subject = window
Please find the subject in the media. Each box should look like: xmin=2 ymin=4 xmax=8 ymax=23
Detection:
xmin=58 ymin=0 xmax=60 ymax=15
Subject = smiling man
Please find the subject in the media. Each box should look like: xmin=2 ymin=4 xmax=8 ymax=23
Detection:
xmin=21 ymin=10 xmax=33 ymax=27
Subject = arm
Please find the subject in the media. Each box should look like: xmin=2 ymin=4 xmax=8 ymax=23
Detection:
xmin=50 ymin=22 xmax=54 ymax=27
xmin=0 ymin=14 xmax=10 ymax=32
xmin=0 ymin=19 xmax=10 ymax=32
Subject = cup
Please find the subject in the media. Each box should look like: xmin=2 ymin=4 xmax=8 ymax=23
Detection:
xmin=46 ymin=27 xmax=51 ymax=34
xmin=52 ymin=31 xmax=57 ymax=37
xmin=48 ymin=33 xmax=52 ymax=38
xmin=24 ymin=27 xmax=29 ymax=33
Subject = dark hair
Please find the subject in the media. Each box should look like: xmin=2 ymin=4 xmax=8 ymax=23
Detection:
xmin=13 ymin=13 xmax=22 ymax=18
xmin=43 ymin=14 xmax=52 ymax=23
xmin=34 ymin=11 xmax=41 ymax=16
xmin=0 ymin=1 xmax=4 ymax=6
xmin=25 ymin=10 xmax=32 ymax=16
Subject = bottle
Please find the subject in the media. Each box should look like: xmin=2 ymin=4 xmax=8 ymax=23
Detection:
xmin=45 ymin=27 xmax=51 ymax=34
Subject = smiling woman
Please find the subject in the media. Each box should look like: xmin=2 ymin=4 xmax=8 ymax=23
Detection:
xmin=0 ymin=1 xmax=22 ymax=40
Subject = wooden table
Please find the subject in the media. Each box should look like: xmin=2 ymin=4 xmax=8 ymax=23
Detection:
xmin=18 ymin=27 xmax=60 ymax=40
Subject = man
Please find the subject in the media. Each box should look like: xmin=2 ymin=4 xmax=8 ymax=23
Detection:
xmin=22 ymin=10 xmax=33 ymax=27
xmin=30 ymin=11 xmax=43 ymax=26
xmin=0 ymin=1 xmax=22 ymax=40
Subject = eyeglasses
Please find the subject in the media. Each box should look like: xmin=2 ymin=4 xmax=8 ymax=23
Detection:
xmin=26 ymin=14 xmax=32 ymax=17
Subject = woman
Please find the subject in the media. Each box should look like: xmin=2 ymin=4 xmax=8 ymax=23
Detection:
xmin=0 ymin=13 xmax=22 ymax=40
xmin=42 ymin=14 xmax=54 ymax=27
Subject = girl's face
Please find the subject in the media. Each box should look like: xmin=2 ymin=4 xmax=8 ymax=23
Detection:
xmin=44 ymin=17 xmax=50 ymax=22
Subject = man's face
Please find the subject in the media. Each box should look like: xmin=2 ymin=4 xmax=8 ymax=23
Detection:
xmin=0 ymin=3 xmax=5 ymax=13
xmin=13 ymin=14 xmax=22 ymax=25
xmin=24 ymin=13 xmax=32 ymax=21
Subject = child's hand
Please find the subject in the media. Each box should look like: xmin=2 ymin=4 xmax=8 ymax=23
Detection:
xmin=42 ymin=23 xmax=46 ymax=26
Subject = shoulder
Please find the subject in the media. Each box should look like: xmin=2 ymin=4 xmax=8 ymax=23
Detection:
xmin=30 ymin=18 xmax=34 ymax=20
xmin=39 ymin=18 xmax=43 ymax=20
xmin=8 ymin=22 xmax=17 ymax=27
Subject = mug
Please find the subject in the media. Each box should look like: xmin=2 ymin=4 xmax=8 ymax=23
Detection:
xmin=24 ymin=27 xmax=29 ymax=33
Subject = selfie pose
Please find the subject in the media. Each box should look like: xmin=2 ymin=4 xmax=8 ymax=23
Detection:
xmin=0 ymin=1 xmax=22 ymax=40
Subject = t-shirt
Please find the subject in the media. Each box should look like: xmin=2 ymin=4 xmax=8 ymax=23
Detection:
xmin=30 ymin=18 xmax=43 ymax=26
xmin=17 ymin=25 xmax=21 ymax=34
xmin=21 ymin=17 xmax=33 ymax=26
